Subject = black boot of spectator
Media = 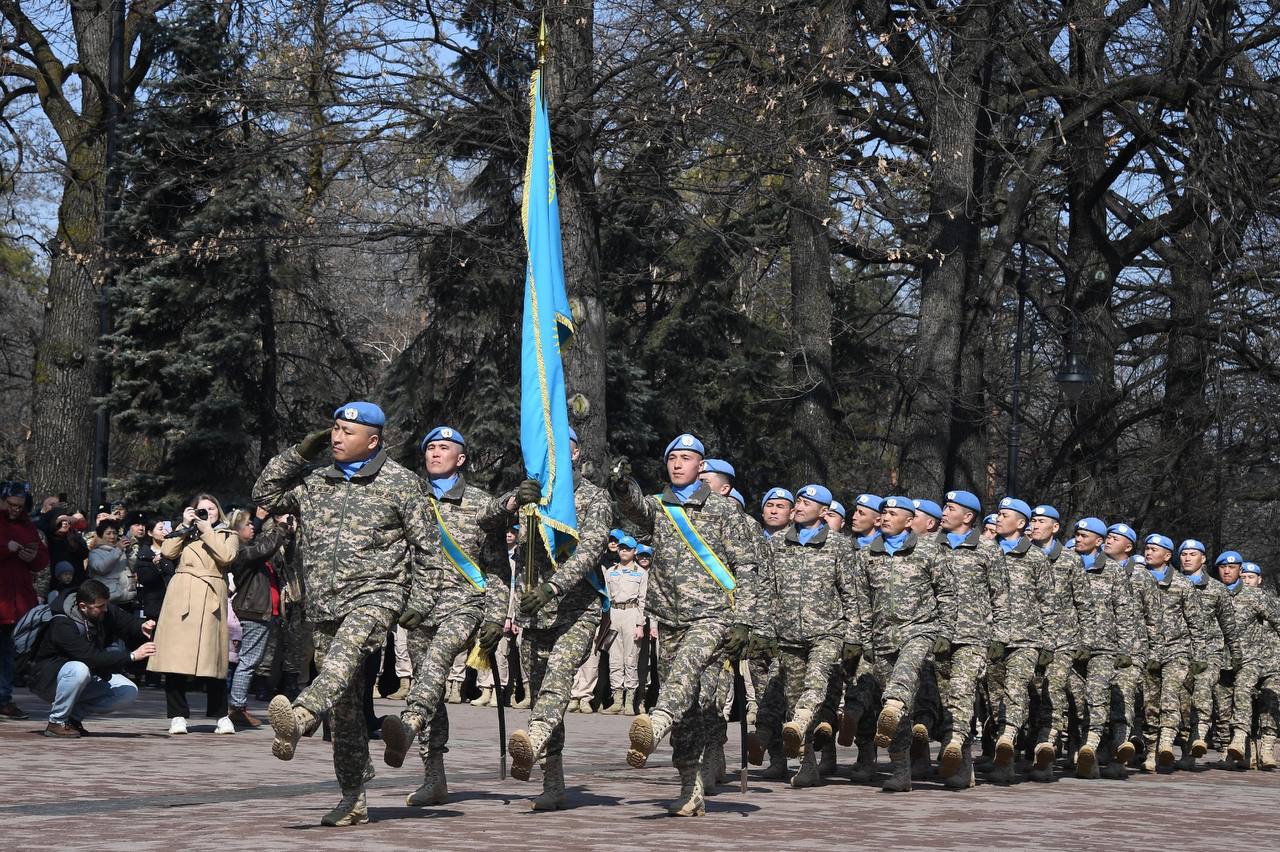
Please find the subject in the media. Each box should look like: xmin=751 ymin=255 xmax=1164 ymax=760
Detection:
xmin=281 ymin=672 xmax=300 ymax=701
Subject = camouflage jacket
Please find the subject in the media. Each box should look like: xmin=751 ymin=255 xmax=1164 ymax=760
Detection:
xmin=407 ymin=477 xmax=510 ymax=626
xmin=1184 ymin=570 xmax=1242 ymax=667
xmin=1076 ymin=552 xmax=1137 ymax=655
xmin=1118 ymin=559 xmax=1160 ymax=664
xmin=1040 ymin=540 xmax=1092 ymax=652
xmin=1144 ymin=567 xmax=1204 ymax=664
xmin=506 ymin=476 xmax=613 ymax=631
xmin=613 ymin=478 xmax=762 ymax=629
xmin=1224 ymin=582 xmax=1280 ymax=670
xmin=252 ymin=446 xmax=436 ymax=623
xmin=932 ymin=529 xmax=1005 ymax=648
xmin=851 ymin=532 xmax=953 ymax=656
xmin=764 ymin=524 xmax=860 ymax=646
xmin=998 ymin=536 xmax=1056 ymax=649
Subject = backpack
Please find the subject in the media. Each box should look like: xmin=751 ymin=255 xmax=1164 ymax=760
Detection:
xmin=13 ymin=603 xmax=55 ymax=678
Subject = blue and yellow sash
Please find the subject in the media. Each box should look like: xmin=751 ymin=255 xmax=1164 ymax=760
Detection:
xmin=585 ymin=569 xmax=611 ymax=613
xmin=430 ymin=498 xmax=485 ymax=591
xmin=659 ymin=501 xmax=735 ymax=604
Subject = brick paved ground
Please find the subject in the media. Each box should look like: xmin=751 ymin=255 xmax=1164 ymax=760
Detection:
xmin=5 ymin=685 xmax=1279 ymax=851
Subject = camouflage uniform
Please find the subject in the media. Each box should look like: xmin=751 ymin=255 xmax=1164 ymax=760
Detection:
xmin=1110 ymin=559 xmax=1159 ymax=749
xmin=1140 ymin=567 xmax=1200 ymax=753
xmin=1182 ymin=570 xmax=1241 ymax=746
xmin=755 ymin=525 xmax=858 ymax=753
xmin=1222 ymin=583 xmax=1280 ymax=738
xmin=1069 ymin=553 xmax=1135 ymax=747
xmin=995 ymin=537 xmax=1054 ymax=736
xmin=401 ymin=477 xmax=511 ymax=759
xmin=852 ymin=532 xmax=952 ymax=753
xmin=252 ymin=445 xmax=436 ymax=793
xmin=614 ymin=479 xmax=762 ymax=772
xmin=931 ymin=529 xmax=1005 ymax=748
xmin=1036 ymin=540 xmax=1092 ymax=740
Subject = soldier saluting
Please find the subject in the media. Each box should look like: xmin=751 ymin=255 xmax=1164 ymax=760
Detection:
xmin=252 ymin=402 xmax=437 ymax=827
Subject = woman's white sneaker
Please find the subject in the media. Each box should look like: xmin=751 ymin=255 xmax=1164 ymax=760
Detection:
xmin=169 ymin=717 xmax=188 ymax=735
xmin=215 ymin=716 xmax=236 ymax=735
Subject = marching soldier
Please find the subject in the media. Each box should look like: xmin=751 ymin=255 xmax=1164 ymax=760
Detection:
xmin=1178 ymin=540 xmax=1241 ymax=768
xmin=381 ymin=427 xmax=510 ymax=806
xmin=611 ymin=433 xmax=762 ymax=816
xmin=503 ymin=427 xmax=613 ymax=810
xmin=910 ymin=499 xmax=941 ymax=537
xmin=1218 ymin=554 xmax=1280 ymax=770
xmin=825 ymin=500 xmax=847 ymax=533
xmin=1102 ymin=522 xmax=1156 ymax=776
xmin=837 ymin=493 xmax=885 ymax=782
xmin=253 ymin=402 xmax=437 ymax=827
xmin=760 ymin=488 xmax=794 ymax=539
xmin=1242 ymin=561 xmax=1264 ymax=589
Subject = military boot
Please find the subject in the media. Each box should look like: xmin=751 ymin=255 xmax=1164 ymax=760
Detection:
xmin=942 ymin=743 xmax=976 ymax=789
xmin=1191 ymin=723 xmax=1209 ymax=758
xmin=988 ymin=757 xmax=1015 ymax=786
xmin=268 ymin=696 xmax=315 ymax=761
xmin=601 ymin=690 xmax=625 ymax=715
xmin=783 ymin=708 xmax=813 ymax=758
xmin=938 ymin=734 xmax=965 ymax=778
xmin=627 ymin=710 xmax=673 ymax=768
xmin=445 ymin=682 xmax=461 ymax=704
xmin=406 ymin=752 xmax=448 ymax=806
xmin=510 ymin=720 xmax=554 ymax=782
xmin=848 ymin=740 xmax=877 ymax=783
xmin=837 ymin=707 xmax=857 ymax=747
xmin=910 ymin=724 xmax=932 ymax=779
xmin=762 ymin=744 xmax=789 ymax=780
xmin=1113 ymin=726 xmax=1136 ymax=766
xmin=381 ymin=712 xmax=419 ymax=768
xmin=667 ymin=765 xmax=706 ymax=817
xmin=813 ymin=709 xmax=835 ymax=751
xmin=578 ymin=699 xmax=595 ymax=714
xmin=470 ymin=687 xmax=494 ymax=707
xmin=994 ymin=725 xmax=1019 ymax=768
xmin=513 ymin=690 xmax=532 ymax=710
xmin=1176 ymin=743 xmax=1197 ymax=771
xmin=746 ymin=730 xmax=765 ymax=766
xmin=1157 ymin=727 xmax=1176 ymax=768
xmin=745 ymin=698 xmax=758 ymax=727
xmin=791 ymin=745 xmax=820 ymax=788
xmin=320 ymin=789 xmax=368 ymax=827
xmin=874 ymin=698 xmax=905 ymax=748
xmin=1227 ymin=728 xmax=1248 ymax=764
xmin=881 ymin=751 xmax=911 ymax=792
xmin=531 ymin=754 xmax=567 ymax=811
xmin=699 ymin=750 xmax=722 ymax=797
xmin=1031 ymin=728 xmax=1058 ymax=779
xmin=1259 ymin=734 xmax=1278 ymax=770
xmin=623 ymin=690 xmax=637 ymax=716
xmin=387 ymin=676 xmax=411 ymax=701
xmin=818 ymin=740 xmax=838 ymax=777
xmin=566 ymin=698 xmax=580 ymax=714
xmin=1075 ymin=731 xmax=1101 ymax=779
xmin=1142 ymin=749 xmax=1158 ymax=773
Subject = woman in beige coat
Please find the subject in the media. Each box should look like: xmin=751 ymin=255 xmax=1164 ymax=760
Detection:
xmin=148 ymin=494 xmax=239 ymax=735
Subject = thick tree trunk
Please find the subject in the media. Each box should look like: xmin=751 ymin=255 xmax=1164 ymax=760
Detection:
xmin=544 ymin=2 xmax=606 ymax=480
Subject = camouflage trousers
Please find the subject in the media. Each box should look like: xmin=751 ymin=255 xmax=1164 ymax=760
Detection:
xmin=1038 ymin=651 xmax=1073 ymax=735
xmin=402 ymin=607 xmax=483 ymax=756
xmin=1141 ymin=658 xmax=1189 ymax=746
xmin=526 ymin=608 xmax=601 ymax=758
xmin=912 ymin=661 xmax=941 ymax=735
xmin=654 ymin=619 xmax=732 ymax=770
xmin=934 ymin=644 xmax=986 ymax=744
xmin=866 ymin=636 xmax=934 ymax=752
xmin=1230 ymin=663 xmax=1280 ymax=734
xmin=755 ymin=637 xmax=842 ymax=749
xmin=1110 ymin=658 xmax=1144 ymax=733
xmin=255 ymin=605 xmax=311 ymax=678
xmin=827 ymin=657 xmax=882 ymax=746
xmin=1212 ymin=674 xmax=1234 ymax=746
xmin=296 ymin=605 xmax=396 ymax=792
xmin=1180 ymin=663 xmax=1220 ymax=742
xmin=996 ymin=647 xmax=1042 ymax=733
xmin=1066 ymin=653 xmax=1117 ymax=736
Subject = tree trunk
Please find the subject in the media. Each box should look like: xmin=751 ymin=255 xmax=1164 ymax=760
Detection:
xmin=256 ymin=237 xmax=280 ymax=466
xmin=544 ymin=3 xmax=606 ymax=480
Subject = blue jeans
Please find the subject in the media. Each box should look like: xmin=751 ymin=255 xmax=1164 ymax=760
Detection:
xmin=0 ymin=624 xmax=15 ymax=705
xmin=229 ymin=619 xmax=272 ymax=708
xmin=47 ymin=662 xmax=139 ymax=724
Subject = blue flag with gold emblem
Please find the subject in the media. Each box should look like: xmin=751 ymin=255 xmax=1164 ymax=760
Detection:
xmin=520 ymin=32 xmax=578 ymax=565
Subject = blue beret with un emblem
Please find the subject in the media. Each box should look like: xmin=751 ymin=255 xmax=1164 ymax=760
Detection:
xmin=883 ymin=496 xmax=916 ymax=514
xmin=944 ymin=490 xmax=982 ymax=514
xmin=797 ymin=484 xmax=833 ymax=506
xmin=420 ymin=425 xmax=465 ymax=451
xmin=1178 ymin=539 xmax=1206 ymax=554
xmin=333 ymin=401 xmax=385 ymax=427
xmin=761 ymin=487 xmax=794 ymax=509
xmin=998 ymin=497 xmax=1032 ymax=519
xmin=1144 ymin=534 xmax=1174 ymax=552
xmin=664 ymin=433 xmax=705 ymax=458
xmin=856 ymin=494 xmax=885 ymax=512
xmin=913 ymin=499 xmax=942 ymax=520
xmin=1032 ymin=504 xmax=1060 ymax=521
xmin=1107 ymin=523 xmax=1137 ymax=544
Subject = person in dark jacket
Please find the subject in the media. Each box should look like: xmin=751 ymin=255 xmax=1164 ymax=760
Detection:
xmin=134 ymin=518 xmax=176 ymax=621
xmin=227 ymin=508 xmax=290 ymax=728
xmin=47 ymin=514 xmax=90 ymax=587
xmin=30 ymin=579 xmax=156 ymax=737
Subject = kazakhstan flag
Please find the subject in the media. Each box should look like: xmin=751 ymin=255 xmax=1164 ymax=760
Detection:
xmin=520 ymin=50 xmax=578 ymax=565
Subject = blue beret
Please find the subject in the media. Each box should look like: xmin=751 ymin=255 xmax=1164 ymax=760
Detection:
xmin=855 ymin=494 xmax=885 ymax=512
xmin=1132 ymin=554 xmax=1147 ymax=566
xmin=1179 ymin=538 xmax=1206 ymax=554
xmin=609 ymin=528 xmax=626 ymax=542
xmin=1075 ymin=517 xmax=1107 ymax=537
xmin=828 ymin=500 xmax=847 ymax=519
xmin=1243 ymin=561 xmax=1262 ymax=576
xmin=619 ymin=535 xmax=637 ymax=550
xmin=728 ymin=488 xmax=745 ymax=510
xmin=761 ymin=487 xmax=795 ymax=509
xmin=1032 ymin=504 xmax=1060 ymax=521
xmin=1215 ymin=550 xmax=1243 ymax=566
xmin=334 ymin=401 xmax=385 ymax=428
xmin=1144 ymin=534 xmax=1174 ymax=552
xmin=703 ymin=458 xmax=736 ymax=478
xmin=998 ymin=497 xmax=1032 ymax=519
xmin=636 ymin=544 xmax=653 ymax=557
xmin=420 ymin=425 xmax=465 ymax=451
xmin=983 ymin=514 xmax=998 ymax=526
xmin=568 ymin=427 xmax=579 ymax=444
xmin=912 ymin=499 xmax=942 ymax=521
xmin=1107 ymin=523 xmax=1137 ymax=544
xmin=797 ymin=484 xmax=833 ymax=506
xmin=1065 ymin=537 xmax=1076 ymax=549
xmin=664 ymin=433 xmax=705 ymax=457
xmin=944 ymin=490 xmax=982 ymax=515
xmin=883 ymin=496 xmax=915 ymax=513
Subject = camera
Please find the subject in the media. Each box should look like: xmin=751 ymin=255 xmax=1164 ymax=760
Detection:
xmin=194 ymin=508 xmax=209 ymax=521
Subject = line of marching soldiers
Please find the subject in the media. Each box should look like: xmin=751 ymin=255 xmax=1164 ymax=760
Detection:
xmin=249 ymin=406 xmax=1280 ymax=825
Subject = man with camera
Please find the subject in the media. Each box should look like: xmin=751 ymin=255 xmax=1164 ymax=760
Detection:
xmin=29 ymin=579 xmax=156 ymax=736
